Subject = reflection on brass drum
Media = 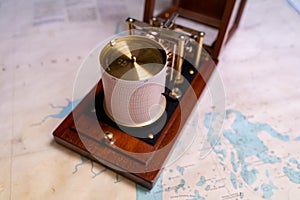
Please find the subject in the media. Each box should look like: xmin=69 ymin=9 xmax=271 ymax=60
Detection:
xmin=100 ymin=36 xmax=167 ymax=127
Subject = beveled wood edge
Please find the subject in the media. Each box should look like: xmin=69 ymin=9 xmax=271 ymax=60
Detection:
xmin=53 ymin=131 xmax=158 ymax=189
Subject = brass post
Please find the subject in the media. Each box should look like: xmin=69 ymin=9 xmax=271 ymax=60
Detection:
xmin=194 ymin=31 xmax=205 ymax=68
xmin=175 ymin=35 xmax=185 ymax=84
xmin=126 ymin=18 xmax=135 ymax=35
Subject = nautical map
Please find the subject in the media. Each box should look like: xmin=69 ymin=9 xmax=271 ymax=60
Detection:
xmin=39 ymin=99 xmax=300 ymax=200
xmin=1 ymin=0 xmax=300 ymax=199
xmin=42 ymin=100 xmax=300 ymax=199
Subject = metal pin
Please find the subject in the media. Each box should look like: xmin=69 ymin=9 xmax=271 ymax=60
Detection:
xmin=175 ymin=35 xmax=185 ymax=84
xmin=194 ymin=32 xmax=205 ymax=68
xmin=169 ymin=44 xmax=177 ymax=81
xmin=127 ymin=18 xmax=135 ymax=35
xmin=110 ymin=40 xmax=116 ymax=47
xmin=163 ymin=12 xmax=179 ymax=29
xmin=150 ymin=17 xmax=157 ymax=26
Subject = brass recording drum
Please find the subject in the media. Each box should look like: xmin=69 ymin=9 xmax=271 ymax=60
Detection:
xmin=100 ymin=35 xmax=167 ymax=127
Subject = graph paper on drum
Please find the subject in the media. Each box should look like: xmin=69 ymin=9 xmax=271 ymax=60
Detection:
xmin=102 ymin=68 xmax=166 ymax=127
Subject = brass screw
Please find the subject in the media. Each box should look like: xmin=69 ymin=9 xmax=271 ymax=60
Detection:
xmin=110 ymin=40 xmax=116 ymax=47
xmin=189 ymin=70 xmax=195 ymax=75
xmin=104 ymin=132 xmax=114 ymax=145
xmin=148 ymin=134 xmax=154 ymax=139
xmin=170 ymin=87 xmax=182 ymax=99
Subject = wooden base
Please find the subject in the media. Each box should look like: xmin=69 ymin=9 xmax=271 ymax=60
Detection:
xmin=53 ymin=55 xmax=215 ymax=189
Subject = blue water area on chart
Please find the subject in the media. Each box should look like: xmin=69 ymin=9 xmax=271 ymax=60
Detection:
xmin=177 ymin=165 xmax=185 ymax=176
xmin=136 ymin=174 xmax=163 ymax=200
xmin=186 ymin=190 xmax=205 ymax=200
xmin=204 ymin=185 xmax=210 ymax=191
xmin=230 ymin=172 xmax=238 ymax=189
xmin=175 ymin=179 xmax=186 ymax=193
xmin=230 ymin=151 xmax=239 ymax=173
xmin=33 ymin=98 xmax=81 ymax=125
xmin=196 ymin=176 xmax=206 ymax=187
xmin=135 ymin=109 xmax=296 ymax=199
xmin=204 ymin=109 xmax=291 ymax=199
xmin=49 ymin=98 xmax=81 ymax=119
xmin=295 ymin=136 xmax=300 ymax=141
xmin=283 ymin=157 xmax=300 ymax=184
xmin=261 ymin=181 xmax=278 ymax=199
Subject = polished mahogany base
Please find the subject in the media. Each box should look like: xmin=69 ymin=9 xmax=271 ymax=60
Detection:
xmin=53 ymin=56 xmax=215 ymax=189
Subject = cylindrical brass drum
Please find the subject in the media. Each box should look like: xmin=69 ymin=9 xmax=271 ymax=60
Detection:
xmin=100 ymin=35 xmax=167 ymax=127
